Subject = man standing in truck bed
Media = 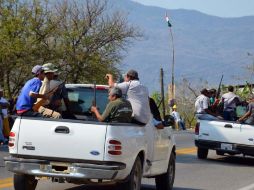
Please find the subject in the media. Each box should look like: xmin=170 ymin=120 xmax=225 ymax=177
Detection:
xmin=221 ymin=85 xmax=240 ymax=121
xmin=106 ymin=70 xmax=151 ymax=125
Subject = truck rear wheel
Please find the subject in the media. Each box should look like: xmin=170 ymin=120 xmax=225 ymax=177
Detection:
xmin=155 ymin=152 xmax=175 ymax=190
xmin=118 ymin=156 xmax=142 ymax=190
xmin=197 ymin=147 xmax=208 ymax=159
xmin=14 ymin=174 xmax=38 ymax=190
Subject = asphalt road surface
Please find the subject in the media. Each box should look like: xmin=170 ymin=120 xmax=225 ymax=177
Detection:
xmin=1 ymin=131 xmax=254 ymax=190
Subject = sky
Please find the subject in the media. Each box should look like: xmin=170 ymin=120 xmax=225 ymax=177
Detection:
xmin=131 ymin=0 xmax=254 ymax=18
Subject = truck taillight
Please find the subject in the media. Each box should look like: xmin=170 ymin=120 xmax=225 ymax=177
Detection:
xmin=9 ymin=132 xmax=15 ymax=137
xmin=8 ymin=132 xmax=16 ymax=148
xmin=108 ymin=139 xmax=122 ymax=155
xmin=195 ymin=122 xmax=200 ymax=135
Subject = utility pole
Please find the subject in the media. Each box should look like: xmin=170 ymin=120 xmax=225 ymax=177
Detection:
xmin=160 ymin=68 xmax=165 ymax=119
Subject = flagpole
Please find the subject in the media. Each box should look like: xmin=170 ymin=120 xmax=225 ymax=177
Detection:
xmin=169 ymin=26 xmax=175 ymax=99
xmin=165 ymin=13 xmax=175 ymax=101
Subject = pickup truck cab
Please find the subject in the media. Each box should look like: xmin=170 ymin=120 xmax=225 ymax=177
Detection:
xmin=195 ymin=119 xmax=254 ymax=159
xmin=5 ymin=84 xmax=176 ymax=190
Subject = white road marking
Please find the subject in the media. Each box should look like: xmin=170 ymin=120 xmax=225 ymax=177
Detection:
xmin=238 ymin=183 xmax=254 ymax=190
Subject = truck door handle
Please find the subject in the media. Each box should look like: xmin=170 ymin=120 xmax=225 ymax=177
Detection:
xmin=224 ymin=124 xmax=233 ymax=128
xmin=55 ymin=126 xmax=70 ymax=134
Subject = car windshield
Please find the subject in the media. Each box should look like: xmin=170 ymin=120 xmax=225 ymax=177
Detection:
xmin=67 ymin=87 xmax=109 ymax=116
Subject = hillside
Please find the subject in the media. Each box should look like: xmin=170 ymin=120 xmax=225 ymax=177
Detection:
xmin=110 ymin=0 xmax=254 ymax=92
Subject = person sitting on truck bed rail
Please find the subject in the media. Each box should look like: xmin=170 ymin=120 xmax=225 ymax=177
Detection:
xmin=91 ymin=87 xmax=133 ymax=123
xmin=34 ymin=63 xmax=61 ymax=119
xmin=221 ymin=85 xmax=240 ymax=121
xmin=237 ymin=94 xmax=254 ymax=125
xmin=16 ymin=65 xmax=49 ymax=117
xmin=195 ymin=88 xmax=220 ymax=120
xmin=106 ymin=69 xmax=151 ymax=125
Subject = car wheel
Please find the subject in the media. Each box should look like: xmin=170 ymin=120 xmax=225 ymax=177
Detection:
xmin=197 ymin=147 xmax=208 ymax=159
xmin=155 ymin=152 xmax=175 ymax=190
xmin=118 ymin=156 xmax=142 ymax=190
xmin=14 ymin=174 xmax=38 ymax=190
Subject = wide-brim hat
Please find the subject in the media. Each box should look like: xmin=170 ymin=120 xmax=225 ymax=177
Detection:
xmin=43 ymin=63 xmax=58 ymax=73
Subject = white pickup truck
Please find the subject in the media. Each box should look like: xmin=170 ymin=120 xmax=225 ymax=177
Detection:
xmin=195 ymin=119 xmax=254 ymax=159
xmin=4 ymin=84 xmax=176 ymax=190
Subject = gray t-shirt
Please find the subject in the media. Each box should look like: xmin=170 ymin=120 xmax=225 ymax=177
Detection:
xmin=115 ymin=80 xmax=151 ymax=124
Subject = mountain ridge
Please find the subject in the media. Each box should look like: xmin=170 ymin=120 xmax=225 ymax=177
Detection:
xmin=110 ymin=0 xmax=254 ymax=92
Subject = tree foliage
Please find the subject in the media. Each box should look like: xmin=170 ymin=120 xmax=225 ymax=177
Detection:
xmin=0 ymin=0 xmax=140 ymax=98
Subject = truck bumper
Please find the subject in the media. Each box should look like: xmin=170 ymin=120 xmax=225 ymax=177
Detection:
xmin=195 ymin=139 xmax=254 ymax=156
xmin=4 ymin=156 xmax=126 ymax=180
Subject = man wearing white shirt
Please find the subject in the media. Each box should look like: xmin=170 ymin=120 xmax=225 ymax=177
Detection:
xmin=195 ymin=88 xmax=219 ymax=120
xmin=221 ymin=85 xmax=240 ymax=121
xmin=106 ymin=69 xmax=151 ymax=125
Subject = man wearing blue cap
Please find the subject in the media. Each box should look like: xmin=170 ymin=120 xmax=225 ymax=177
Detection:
xmin=16 ymin=65 xmax=49 ymax=117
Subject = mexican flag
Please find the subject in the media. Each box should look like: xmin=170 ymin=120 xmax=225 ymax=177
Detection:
xmin=165 ymin=16 xmax=172 ymax=27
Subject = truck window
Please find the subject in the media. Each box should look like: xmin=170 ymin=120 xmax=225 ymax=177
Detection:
xmin=67 ymin=87 xmax=108 ymax=116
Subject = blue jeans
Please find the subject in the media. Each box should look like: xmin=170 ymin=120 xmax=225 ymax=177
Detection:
xmin=178 ymin=120 xmax=186 ymax=130
xmin=196 ymin=114 xmax=219 ymax=121
xmin=223 ymin=110 xmax=236 ymax=121
xmin=0 ymin=117 xmax=4 ymax=143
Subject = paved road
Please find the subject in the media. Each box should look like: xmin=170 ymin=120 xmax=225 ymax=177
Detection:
xmin=1 ymin=131 xmax=254 ymax=190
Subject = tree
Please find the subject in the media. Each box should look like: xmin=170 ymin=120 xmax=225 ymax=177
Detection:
xmin=0 ymin=0 xmax=59 ymax=97
xmin=0 ymin=0 xmax=140 ymax=98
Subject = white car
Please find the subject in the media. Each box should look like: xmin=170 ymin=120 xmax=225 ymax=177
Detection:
xmin=5 ymin=84 xmax=176 ymax=190
xmin=195 ymin=119 xmax=254 ymax=159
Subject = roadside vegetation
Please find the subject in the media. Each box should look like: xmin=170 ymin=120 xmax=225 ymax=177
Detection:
xmin=0 ymin=0 xmax=140 ymax=98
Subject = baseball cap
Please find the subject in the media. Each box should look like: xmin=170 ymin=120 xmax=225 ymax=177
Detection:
xmin=126 ymin=69 xmax=139 ymax=80
xmin=42 ymin=63 xmax=58 ymax=73
xmin=32 ymin=65 xmax=43 ymax=75
xmin=109 ymin=87 xmax=122 ymax=97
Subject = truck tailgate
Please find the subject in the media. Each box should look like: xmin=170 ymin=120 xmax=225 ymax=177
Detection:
xmin=16 ymin=118 xmax=107 ymax=161
xmin=199 ymin=120 xmax=241 ymax=144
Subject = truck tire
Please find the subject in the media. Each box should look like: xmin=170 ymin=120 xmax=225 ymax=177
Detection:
xmin=118 ymin=156 xmax=142 ymax=190
xmin=155 ymin=152 xmax=175 ymax=190
xmin=14 ymin=174 xmax=38 ymax=190
xmin=197 ymin=147 xmax=208 ymax=159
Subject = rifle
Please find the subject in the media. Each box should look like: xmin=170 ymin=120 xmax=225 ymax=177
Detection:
xmin=93 ymin=82 xmax=96 ymax=107
xmin=32 ymin=81 xmax=65 ymax=112
xmin=216 ymin=75 xmax=224 ymax=99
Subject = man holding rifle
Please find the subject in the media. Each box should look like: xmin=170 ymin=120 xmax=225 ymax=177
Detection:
xmin=35 ymin=63 xmax=62 ymax=119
